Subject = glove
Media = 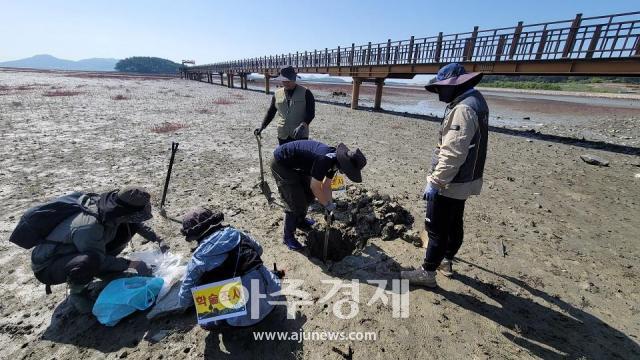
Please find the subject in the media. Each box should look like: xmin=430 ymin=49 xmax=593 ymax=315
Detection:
xmin=157 ymin=240 xmax=170 ymax=254
xmin=324 ymin=202 xmax=336 ymax=212
xmin=129 ymin=260 xmax=152 ymax=276
xmin=292 ymin=123 xmax=307 ymax=139
xmin=254 ymin=127 xmax=263 ymax=136
xmin=423 ymin=183 xmax=439 ymax=202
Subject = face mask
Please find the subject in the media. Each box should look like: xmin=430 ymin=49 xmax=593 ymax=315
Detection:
xmin=437 ymin=87 xmax=457 ymax=103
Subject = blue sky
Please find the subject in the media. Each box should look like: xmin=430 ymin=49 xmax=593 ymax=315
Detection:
xmin=0 ymin=0 xmax=638 ymax=63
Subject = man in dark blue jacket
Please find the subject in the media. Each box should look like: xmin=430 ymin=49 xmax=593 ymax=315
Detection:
xmin=270 ymin=140 xmax=367 ymax=250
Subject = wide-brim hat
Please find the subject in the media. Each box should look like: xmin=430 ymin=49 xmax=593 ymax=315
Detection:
xmin=424 ymin=72 xmax=483 ymax=93
xmin=273 ymin=65 xmax=297 ymax=82
xmin=336 ymin=143 xmax=367 ymax=183
xmin=115 ymin=186 xmax=153 ymax=223
xmin=424 ymin=63 xmax=483 ymax=93
xmin=181 ymin=207 xmax=225 ymax=241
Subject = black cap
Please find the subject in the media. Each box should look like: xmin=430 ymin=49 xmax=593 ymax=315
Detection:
xmin=273 ymin=65 xmax=297 ymax=82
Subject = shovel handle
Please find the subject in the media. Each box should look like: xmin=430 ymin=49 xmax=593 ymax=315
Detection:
xmin=255 ymin=133 xmax=265 ymax=184
xmin=323 ymin=211 xmax=333 ymax=263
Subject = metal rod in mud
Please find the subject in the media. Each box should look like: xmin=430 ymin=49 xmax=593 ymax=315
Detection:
xmin=160 ymin=142 xmax=179 ymax=214
xmin=323 ymin=211 xmax=333 ymax=263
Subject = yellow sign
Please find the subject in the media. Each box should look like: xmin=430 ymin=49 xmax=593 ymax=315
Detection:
xmin=331 ymin=175 xmax=345 ymax=191
xmin=191 ymin=277 xmax=247 ymax=325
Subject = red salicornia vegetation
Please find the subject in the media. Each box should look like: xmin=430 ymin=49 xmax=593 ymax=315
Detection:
xmin=151 ymin=122 xmax=188 ymax=133
xmin=212 ymin=98 xmax=234 ymax=105
xmin=43 ymin=90 xmax=83 ymax=97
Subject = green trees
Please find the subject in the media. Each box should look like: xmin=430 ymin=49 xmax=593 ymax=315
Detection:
xmin=115 ymin=57 xmax=180 ymax=74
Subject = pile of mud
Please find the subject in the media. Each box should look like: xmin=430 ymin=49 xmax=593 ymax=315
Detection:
xmin=306 ymin=186 xmax=420 ymax=262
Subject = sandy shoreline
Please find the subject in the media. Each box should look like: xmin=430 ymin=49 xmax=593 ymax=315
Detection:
xmin=1 ymin=70 xmax=639 ymax=359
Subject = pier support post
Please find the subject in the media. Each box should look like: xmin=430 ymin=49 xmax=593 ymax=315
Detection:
xmin=374 ymin=78 xmax=384 ymax=110
xmin=220 ymin=72 xmax=224 ymax=85
xmin=351 ymin=77 xmax=362 ymax=109
xmin=265 ymin=75 xmax=270 ymax=94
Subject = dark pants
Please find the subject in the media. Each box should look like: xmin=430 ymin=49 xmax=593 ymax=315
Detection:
xmin=35 ymin=252 xmax=102 ymax=286
xmin=278 ymin=137 xmax=308 ymax=146
xmin=422 ymin=194 xmax=466 ymax=271
xmin=34 ymin=223 xmax=135 ymax=286
xmin=270 ymin=158 xmax=314 ymax=239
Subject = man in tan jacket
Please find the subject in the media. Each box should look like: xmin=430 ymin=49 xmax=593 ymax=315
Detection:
xmin=402 ymin=63 xmax=488 ymax=288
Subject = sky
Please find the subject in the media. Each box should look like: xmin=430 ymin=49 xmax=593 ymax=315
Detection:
xmin=0 ymin=0 xmax=638 ymax=64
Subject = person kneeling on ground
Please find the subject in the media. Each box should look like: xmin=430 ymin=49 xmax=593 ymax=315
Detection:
xmin=176 ymin=207 xmax=282 ymax=327
xmin=31 ymin=187 xmax=168 ymax=313
xmin=270 ymin=140 xmax=367 ymax=250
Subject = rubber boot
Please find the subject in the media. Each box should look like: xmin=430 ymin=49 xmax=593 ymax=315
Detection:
xmin=68 ymin=283 xmax=94 ymax=314
xmin=283 ymin=213 xmax=304 ymax=250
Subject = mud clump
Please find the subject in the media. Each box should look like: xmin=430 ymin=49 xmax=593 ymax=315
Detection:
xmin=306 ymin=186 xmax=415 ymax=262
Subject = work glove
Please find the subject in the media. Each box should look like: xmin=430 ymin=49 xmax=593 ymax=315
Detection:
xmin=292 ymin=123 xmax=307 ymax=139
xmin=129 ymin=260 xmax=153 ymax=276
xmin=254 ymin=127 xmax=263 ymax=136
xmin=324 ymin=202 xmax=336 ymax=212
xmin=423 ymin=183 xmax=439 ymax=202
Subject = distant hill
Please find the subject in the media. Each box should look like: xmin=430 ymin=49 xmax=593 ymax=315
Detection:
xmin=0 ymin=54 xmax=118 ymax=71
xmin=115 ymin=57 xmax=181 ymax=75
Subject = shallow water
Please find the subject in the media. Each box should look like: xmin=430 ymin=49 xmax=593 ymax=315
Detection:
xmin=247 ymin=80 xmax=640 ymax=146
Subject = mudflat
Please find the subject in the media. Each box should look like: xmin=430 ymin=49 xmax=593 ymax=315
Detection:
xmin=1 ymin=69 xmax=638 ymax=359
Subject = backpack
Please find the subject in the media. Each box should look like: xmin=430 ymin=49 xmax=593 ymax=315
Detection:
xmin=9 ymin=192 xmax=98 ymax=249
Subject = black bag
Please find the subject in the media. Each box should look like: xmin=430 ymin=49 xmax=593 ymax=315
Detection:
xmin=9 ymin=192 xmax=97 ymax=249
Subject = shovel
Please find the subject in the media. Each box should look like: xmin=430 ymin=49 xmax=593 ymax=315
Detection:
xmin=254 ymin=131 xmax=273 ymax=203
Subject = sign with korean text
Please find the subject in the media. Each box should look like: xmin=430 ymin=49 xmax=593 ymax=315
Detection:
xmin=191 ymin=277 xmax=247 ymax=325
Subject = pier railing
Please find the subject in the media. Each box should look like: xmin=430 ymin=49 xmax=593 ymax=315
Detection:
xmin=186 ymin=12 xmax=640 ymax=75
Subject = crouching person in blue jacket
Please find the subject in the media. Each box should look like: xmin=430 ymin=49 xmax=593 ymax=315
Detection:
xmin=177 ymin=207 xmax=283 ymax=327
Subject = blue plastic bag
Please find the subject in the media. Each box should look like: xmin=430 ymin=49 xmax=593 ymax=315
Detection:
xmin=92 ymin=276 xmax=164 ymax=326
